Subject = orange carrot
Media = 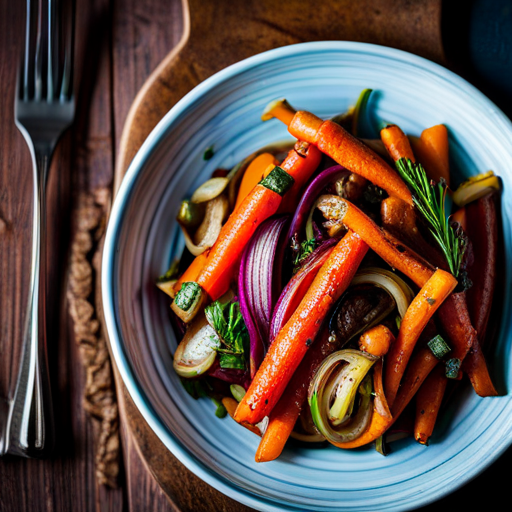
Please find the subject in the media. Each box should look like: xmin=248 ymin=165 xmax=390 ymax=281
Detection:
xmin=173 ymin=251 xmax=210 ymax=295
xmin=450 ymin=207 xmax=467 ymax=232
xmin=335 ymin=360 xmax=393 ymax=449
xmin=380 ymin=197 xmax=447 ymax=269
xmin=235 ymin=153 xmax=278 ymax=208
xmin=234 ymin=230 xmax=369 ymax=425
xmin=332 ymin=196 xmax=435 ymax=287
xmin=391 ymin=348 xmax=439 ymax=420
xmin=278 ymin=142 xmax=322 ymax=213
xmin=222 ymin=397 xmax=261 ymax=436
xmin=461 ymin=342 xmax=498 ymax=397
xmin=380 ymin=124 xmax=416 ymax=162
xmin=409 ymin=124 xmax=450 ymax=186
xmin=263 ymin=101 xmax=413 ymax=205
xmin=385 ymin=269 xmax=457 ymax=406
xmin=255 ymin=326 xmax=337 ymax=462
xmin=359 ymin=324 xmax=395 ymax=357
xmin=414 ymin=364 xmax=448 ymax=445
xmin=195 ymin=185 xmax=283 ymax=301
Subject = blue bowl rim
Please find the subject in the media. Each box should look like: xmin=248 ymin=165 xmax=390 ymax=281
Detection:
xmin=101 ymin=40 xmax=512 ymax=511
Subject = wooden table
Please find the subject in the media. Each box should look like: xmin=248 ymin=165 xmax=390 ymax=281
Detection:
xmin=1 ymin=1 xmax=511 ymax=511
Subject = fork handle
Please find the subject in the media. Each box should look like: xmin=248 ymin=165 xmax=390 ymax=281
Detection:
xmin=7 ymin=145 xmax=55 ymax=458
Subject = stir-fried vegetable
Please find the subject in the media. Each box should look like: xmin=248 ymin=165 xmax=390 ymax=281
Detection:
xmin=157 ymin=88 xmax=502 ymax=461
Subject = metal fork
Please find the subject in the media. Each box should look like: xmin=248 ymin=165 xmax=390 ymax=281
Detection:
xmin=0 ymin=0 xmax=75 ymax=458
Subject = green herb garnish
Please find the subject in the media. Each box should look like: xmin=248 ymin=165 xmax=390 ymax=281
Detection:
xmin=445 ymin=358 xmax=461 ymax=379
xmin=260 ymin=166 xmax=295 ymax=196
xmin=174 ymin=281 xmax=201 ymax=311
xmin=157 ymin=259 xmax=180 ymax=283
xmin=203 ymin=145 xmax=215 ymax=160
xmin=205 ymin=299 xmax=249 ymax=370
xmin=395 ymin=158 xmax=466 ymax=277
xmin=293 ymin=238 xmax=317 ymax=271
xmin=428 ymin=335 xmax=451 ymax=359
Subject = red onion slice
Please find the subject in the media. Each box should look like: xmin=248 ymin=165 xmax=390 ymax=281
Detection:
xmin=238 ymin=215 xmax=289 ymax=378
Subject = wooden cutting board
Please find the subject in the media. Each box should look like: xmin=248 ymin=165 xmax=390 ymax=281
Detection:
xmin=107 ymin=0 xmax=445 ymax=509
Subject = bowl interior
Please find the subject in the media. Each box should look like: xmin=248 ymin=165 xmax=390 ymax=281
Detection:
xmin=103 ymin=42 xmax=512 ymax=512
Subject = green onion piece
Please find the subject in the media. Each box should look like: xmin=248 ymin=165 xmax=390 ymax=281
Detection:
xmin=230 ymin=384 xmax=246 ymax=402
xmin=174 ymin=282 xmax=201 ymax=311
xmin=203 ymin=145 xmax=215 ymax=160
xmin=259 ymin=166 xmax=295 ymax=196
xmin=157 ymin=259 xmax=180 ymax=283
xmin=211 ymin=397 xmax=227 ymax=418
xmin=445 ymin=358 xmax=461 ymax=379
xmin=428 ymin=335 xmax=451 ymax=359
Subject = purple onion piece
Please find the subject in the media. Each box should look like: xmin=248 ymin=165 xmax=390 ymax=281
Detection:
xmin=207 ymin=360 xmax=251 ymax=389
xmin=270 ymin=238 xmax=338 ymax=343
xmin=238 ymin=215 xmax=289 ymax=378
xmin=287 ymin=165 xmax=350 ymax=246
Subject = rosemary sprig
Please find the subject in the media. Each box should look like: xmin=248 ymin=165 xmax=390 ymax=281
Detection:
xmin=395 ymin=158 xmax=466 ymax=277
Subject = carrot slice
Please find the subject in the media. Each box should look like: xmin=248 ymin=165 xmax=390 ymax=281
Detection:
xmin=235 ymin=153 xmax=278 ymax=208
xmin=359 ymin=324 xmax=395 ymax=357
xmin=380 ymin=124 xmax=416 ymax=162
xmin=384 ymin=269 xmax=458 ymax=407
xmin=234 ymin=230 xmax=369 ymax=425
xmin=414 ymin=364 xmax=448 ymax=445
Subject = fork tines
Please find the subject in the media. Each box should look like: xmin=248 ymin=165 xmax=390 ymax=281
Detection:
xmin=20 ymin=0 xmax=74 ymax=103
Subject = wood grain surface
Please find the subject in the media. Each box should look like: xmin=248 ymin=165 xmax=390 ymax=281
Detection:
xmin=1 ymin=0 xmax=511 ymax=511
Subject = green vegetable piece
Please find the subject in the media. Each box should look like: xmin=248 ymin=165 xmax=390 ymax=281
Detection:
xmin=230 ymin=384 xmax=246 ymax=402
xmin=203 ymin=145 xmax=215 ymax=160
xmin=157 ymin=259 xmax=180 ymax=283
xmin=211 ymin=397 xmax=227 ymax=418
xmin=428 ymin=335 xmax=451 ymax=359
xmin=395 ymin=158 xmax=466 ymax=277
xmin=177 ymin=199 xmax=205 ymax=228
xmin=293 ymin=238 xmax=317 ymax=271
xmin=205 ymin=299 xmax=250 ymax=370
xmin=445 ymin=358 xmax=461 ymax=379
xmin=174 ymin=282 xmax=201 ymax=311
xmin=259 ymin=165 xmax=295 ymax=196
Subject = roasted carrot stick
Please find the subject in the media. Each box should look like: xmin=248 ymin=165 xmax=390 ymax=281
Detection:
xmin=380 ymin=124 xmax=416 ymax=162
xmin=326 ymin=196 xmax=435 ymax=287
xmin=461 ymin=342 xmax=499 ymax=397
xmin=409 ymin=125 xmax=450 ymax=186
xmin=359 ymin=324 xmax=395 ymax=357
xmin=385 ymin=269 xmax=457 ymax=406
xmin=235 ymin=153 xmax=278 ymax=208
xmin=196 ymin=185 xmax=283 ymax=301
xmin=255 ymin=326 xmax=337 ymax=462
xmin=235 ymin=230 xmax=369 ymax=425
xmin=173 ymin=250 xmax=210 ymax=295
xmin=391 ymin=348 xmax=439 ymax=420
xmin=380 ymin=196 xmax=447 ymax=269
xmin=263 ymin=100 xmax=413 ymax=205
xmin=465 ymin=193 xmax=498 ymax=344
xmin=222 ymin=397 xmax=261 ymax=436
xmin=335 ymin=359 xmax=393 ymax=449
xmin=278 ymin=142 xmax=322 ymax=213
xmin=414 ymin=364 xmax=448 ymax=445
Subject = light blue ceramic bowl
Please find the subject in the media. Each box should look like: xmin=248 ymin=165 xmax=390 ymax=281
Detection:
xmin=102 ymin=42 xmax=512 ymax=511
